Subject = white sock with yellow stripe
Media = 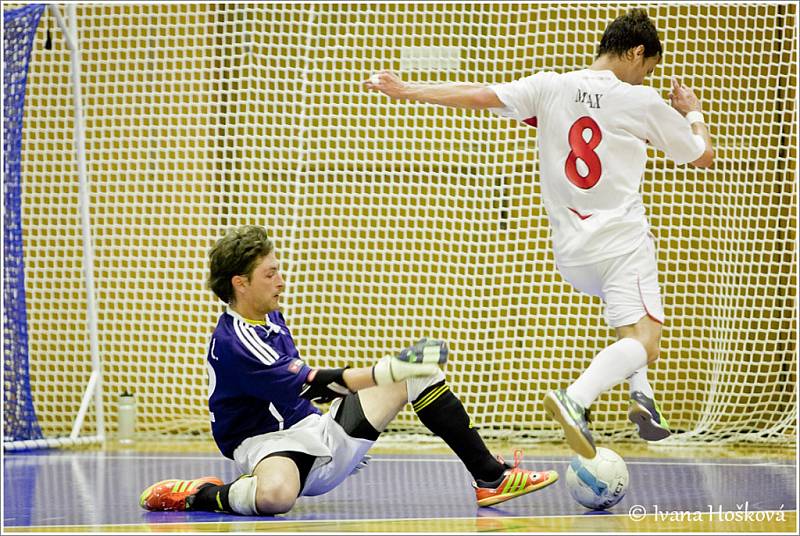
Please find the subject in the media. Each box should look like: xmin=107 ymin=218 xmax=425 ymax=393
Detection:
xmin=405 ymin=368 xmax=445 ymax=402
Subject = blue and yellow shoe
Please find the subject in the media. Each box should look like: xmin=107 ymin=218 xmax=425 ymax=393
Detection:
xmin=544 ymin=389 xmax=596 ymax=458
xmin=139 ymin=476 xmax=223 ymax=511
xmin=628 ymin=391 xmax=671 ymax=441
xmin=397 ymin=338 xmax=448 ymax=365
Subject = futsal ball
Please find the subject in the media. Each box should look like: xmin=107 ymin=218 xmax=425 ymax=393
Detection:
xmin=565 ymin=447 xmax=629 ymax=510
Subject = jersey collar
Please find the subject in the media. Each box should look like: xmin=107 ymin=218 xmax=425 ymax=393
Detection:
xmin=226 ymin=306 xmax=282 ymax=334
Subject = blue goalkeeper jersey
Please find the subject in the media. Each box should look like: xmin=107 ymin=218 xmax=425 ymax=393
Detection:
xmin=206 ymin=307 xmax=320 ymax=459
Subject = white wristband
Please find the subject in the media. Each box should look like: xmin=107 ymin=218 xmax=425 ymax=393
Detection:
xmin=692 ymin=133 xmax=707 ymax=152
xmin=685 ymin=111 xmax=705 ymax=125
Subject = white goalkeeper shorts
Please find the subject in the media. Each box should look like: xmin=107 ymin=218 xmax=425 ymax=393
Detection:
xmin=557 ymin=236 xmax=665 ymax=328
xmin=232 ymin=397 xmax=374 ymax=497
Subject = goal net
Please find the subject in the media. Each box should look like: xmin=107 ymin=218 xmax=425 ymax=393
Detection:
xmin=4 ymin=3 xmax=46 ymax=446
xmin=7 ymin=3 xmax=796 ymax=447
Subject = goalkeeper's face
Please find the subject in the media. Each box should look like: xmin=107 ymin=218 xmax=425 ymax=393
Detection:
xmin=239 ymin=252 xmax=285 ymax=315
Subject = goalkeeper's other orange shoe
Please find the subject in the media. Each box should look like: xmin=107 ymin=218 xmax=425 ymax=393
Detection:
xmin=474 ymin=450 xmax=559 ymax=507
xmin=139 ymin=476 xmax=223 ymax=511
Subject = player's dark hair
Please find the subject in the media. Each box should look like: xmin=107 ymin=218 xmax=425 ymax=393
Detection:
xmin=208 ymin=225 xmax=274 ymax=304
xmin=597 ymin=8 xmax=662 ymax=60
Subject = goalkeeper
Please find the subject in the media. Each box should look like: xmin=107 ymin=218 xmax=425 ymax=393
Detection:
xmin=365 ymin=9 xmax=715 ymax=458
xmin=140 ymin=225 xmax=558 ymax=515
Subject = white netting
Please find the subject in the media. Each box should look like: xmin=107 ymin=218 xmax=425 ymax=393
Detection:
xmin=13 ymin=3 xmax=796 ymax=445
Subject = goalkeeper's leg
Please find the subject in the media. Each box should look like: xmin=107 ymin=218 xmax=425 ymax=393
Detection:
xmin=407 ymin=370 xmax=503 ymax=482
xmin=140 ymin=454 xmax=310 ymax=516
xmin=406 ymin=372 xmax=558 ymax=506
xmin=358 ymin=367 xmax=505 ymax=479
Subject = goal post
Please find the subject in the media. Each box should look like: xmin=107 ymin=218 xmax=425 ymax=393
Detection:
xmin=3 ymin=3 xmax=104 ymax=450
xmin=6 ymin=3 xmax=796 ymax=448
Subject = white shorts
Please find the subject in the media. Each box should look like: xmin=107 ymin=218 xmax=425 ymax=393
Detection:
xmin=232 ymin=397 xmax=374 ymax=497
xmin=557 ymin=236 xmax=665 ymax=328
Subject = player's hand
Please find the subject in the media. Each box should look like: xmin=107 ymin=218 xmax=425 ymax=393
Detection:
xmin=372 ymin=338 xmax=448 ymax=385
xmin=669 ymin=77 xmax=702 ymax=116
xmin=364 ymin=71 xmax=408 ymax=100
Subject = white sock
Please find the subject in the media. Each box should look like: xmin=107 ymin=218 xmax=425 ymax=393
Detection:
xmin=228 ymin=475 xmax=259 ymax=515
xmin=566 ymin=338 xmax=648 ymax=408
xmin=628 ymin=365 xmax=655 ymax=399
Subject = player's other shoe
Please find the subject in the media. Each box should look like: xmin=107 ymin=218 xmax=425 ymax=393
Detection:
xmin=474 ymin=450 xmax=559 ymax=507
xmin=628 ymin=391 xmax=671 ymax=441
xmin=139 ymin=476 xmax=223 ymax=511
xmin=543 ymin=389 xmax=596 ymax=459
xmin=397 ymin=337 xmax=448 ymax=365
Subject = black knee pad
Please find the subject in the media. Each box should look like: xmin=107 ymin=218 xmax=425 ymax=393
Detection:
xmin=333 ymin=392 xmax=380 ymax=441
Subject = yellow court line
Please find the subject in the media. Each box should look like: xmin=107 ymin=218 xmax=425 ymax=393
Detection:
xmin=4 ymin=510 xmax=796 ymax=533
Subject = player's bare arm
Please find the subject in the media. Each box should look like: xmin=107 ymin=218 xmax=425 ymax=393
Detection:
xmin=364 ymin=70 xmax=502 ymax=109
xmin=669 ymin=77 xmax=715 ymax=168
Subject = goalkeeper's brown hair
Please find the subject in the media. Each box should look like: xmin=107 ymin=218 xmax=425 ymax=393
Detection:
xmin=208 ymin=225 xmax=274 ymax=304
xmin=597 ymin=8 xmax=663 ymax=60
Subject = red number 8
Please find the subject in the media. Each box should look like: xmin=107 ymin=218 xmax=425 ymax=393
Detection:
xmin=565 ymin=116 xmax=602 ymax=189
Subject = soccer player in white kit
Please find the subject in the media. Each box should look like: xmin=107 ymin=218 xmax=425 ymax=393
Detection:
xmin=365 ymin=9 xmax=715 ymax=458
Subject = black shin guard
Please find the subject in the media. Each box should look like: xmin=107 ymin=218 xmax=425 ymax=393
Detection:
xmin=412 ymin=381 xmax=505 ymax=483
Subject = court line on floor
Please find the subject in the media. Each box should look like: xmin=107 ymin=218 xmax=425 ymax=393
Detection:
xmin=4 ymin=508 xmax=795 ymax=531
xmin=5 ymin=454 xmax=795 ymax=468
xmin=376 ymin=458 xmax=798 ymax=468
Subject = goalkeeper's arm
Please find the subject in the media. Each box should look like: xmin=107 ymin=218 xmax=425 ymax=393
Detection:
xmin=299 ymin=339 xmax=448 ymax=402
xmin=364 ymin=71 xmax=502 ymax=110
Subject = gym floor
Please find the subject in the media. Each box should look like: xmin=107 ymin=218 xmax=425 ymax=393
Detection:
xmin=3 ymin=440 xmax=796 ymax=533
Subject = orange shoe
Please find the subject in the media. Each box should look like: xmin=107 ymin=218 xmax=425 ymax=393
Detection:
xmin=139 ymin=476 xmax=223 ymax=511
xmin=474 ymin=450 xmax=559 ymax=507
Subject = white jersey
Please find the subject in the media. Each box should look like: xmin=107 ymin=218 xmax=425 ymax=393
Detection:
xmin=489 ymin=69 xmax=704 ymax=266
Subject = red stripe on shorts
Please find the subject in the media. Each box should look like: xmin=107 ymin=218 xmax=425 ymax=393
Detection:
xmin=637 ymin=274 xmax=664 ymax=324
